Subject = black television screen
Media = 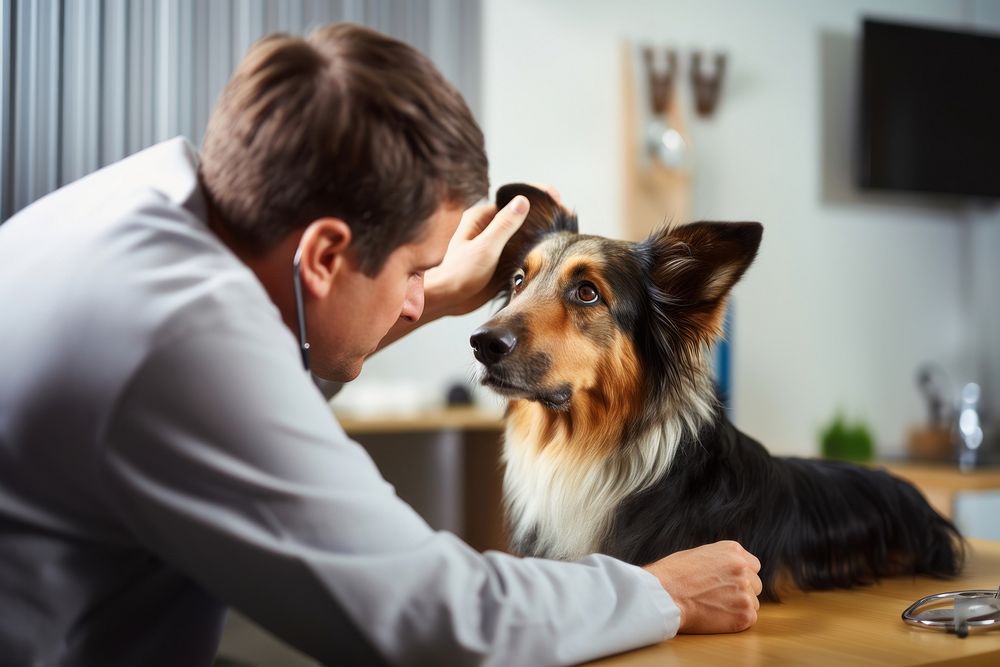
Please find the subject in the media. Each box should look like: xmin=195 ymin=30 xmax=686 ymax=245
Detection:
xmin=858 ymin=18 xmax=1000 ymax=199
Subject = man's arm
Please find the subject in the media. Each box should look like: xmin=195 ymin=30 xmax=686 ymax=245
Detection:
xmin=100 ymin=315 xmax=679 ymax=665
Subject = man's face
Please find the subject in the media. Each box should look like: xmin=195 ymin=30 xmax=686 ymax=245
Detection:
xmin=310 ymin=203 xmax=463 ymax=381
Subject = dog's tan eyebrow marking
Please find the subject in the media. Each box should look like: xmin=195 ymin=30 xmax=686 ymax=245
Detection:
xmin=560 ymin=257 xmax=600 ymax=282
xmin=559 ymin=256 xmax=614 ymax=305
xmin=522 ymin=251 xmax=544 ymax=280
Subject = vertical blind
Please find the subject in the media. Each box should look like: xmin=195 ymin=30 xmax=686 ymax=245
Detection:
xmin=0 ymin=0 xmax=482 ymax=221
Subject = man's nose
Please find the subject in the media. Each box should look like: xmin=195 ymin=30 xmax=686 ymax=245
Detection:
xmin=400 ymin=277 xmax=425 ymax=322
xmin=470 ymin=327 xmax=517 ymax=366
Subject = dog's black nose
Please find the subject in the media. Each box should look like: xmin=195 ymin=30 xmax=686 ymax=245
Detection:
xmin=470 ymin=327 xmax=517 ymax=366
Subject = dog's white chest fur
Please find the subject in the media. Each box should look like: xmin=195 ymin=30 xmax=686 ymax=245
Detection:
xmin=502 ymin=421 xmax=686 ymax=561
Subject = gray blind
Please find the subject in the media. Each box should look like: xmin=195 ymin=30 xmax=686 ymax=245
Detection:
xmin=0 ymin=0 xmax=481 ymax=221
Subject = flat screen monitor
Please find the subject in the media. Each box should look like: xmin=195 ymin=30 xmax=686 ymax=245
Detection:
xmin=858 ymin=18 xmax=1000 ymax=199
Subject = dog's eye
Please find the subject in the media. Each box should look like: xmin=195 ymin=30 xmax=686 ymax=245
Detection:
xmin=576 ymin=282 xmax=600 ymax=304
xmin=512 ymin=271 xmax=525 ymax=290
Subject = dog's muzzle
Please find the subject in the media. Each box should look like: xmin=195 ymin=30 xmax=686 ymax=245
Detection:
xmin=470 ymin=326 xmax=517 ymax=366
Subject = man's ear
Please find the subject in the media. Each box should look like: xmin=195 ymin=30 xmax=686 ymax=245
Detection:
xmin=297 ymin=218 xmax=353 ymax=298
xmin=643 ymin=220 xmax=762 ymax=311
xmin=492 ymin=183 xmax=578 ymax=298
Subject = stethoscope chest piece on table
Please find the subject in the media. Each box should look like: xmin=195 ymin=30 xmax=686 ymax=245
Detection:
xmin=903 ymin=587 xmax=1000 ymax=638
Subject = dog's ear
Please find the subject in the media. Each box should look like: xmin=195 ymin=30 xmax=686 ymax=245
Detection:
xmin=643 ymin=221 xmax=762 ymax=313
xmin=491 ymin=183 xmax=578 ymax=298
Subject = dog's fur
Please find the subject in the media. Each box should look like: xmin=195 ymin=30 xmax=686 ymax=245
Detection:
xmin=473 ymin=183 xmax=964 ymax=600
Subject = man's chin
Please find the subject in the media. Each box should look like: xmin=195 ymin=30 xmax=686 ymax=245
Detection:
xmin=313 ymin=356 xmax=365 ymax=383
xmin=340 ymin=364 xmax=363 ymax=382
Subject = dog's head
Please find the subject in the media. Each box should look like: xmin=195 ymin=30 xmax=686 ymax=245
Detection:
xmin=472 ymin=183 xmax=762 ymax=422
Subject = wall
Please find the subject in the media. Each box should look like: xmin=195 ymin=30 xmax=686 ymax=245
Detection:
xmin=969 ymin=208 xmax=1000 ymax=437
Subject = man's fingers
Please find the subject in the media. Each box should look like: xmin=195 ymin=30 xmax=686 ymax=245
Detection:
xmin=737 ymin=546 xmax=762 ymax=597
xmin=728 ymin=542 xmax=761 ymax=573
xmin=526 ymin=182 xmax=565 ymax=207
xmin=476 ymin=195 xmax=529 ymax=247
xmin=455 ymin=202 xmax=497 ymax=240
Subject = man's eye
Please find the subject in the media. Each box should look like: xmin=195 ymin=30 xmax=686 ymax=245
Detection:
xmin=576 ymin=283 xmax=600 ymax=304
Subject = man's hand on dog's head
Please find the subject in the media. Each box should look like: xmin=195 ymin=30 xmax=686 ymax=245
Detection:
xmin=425 ymin=182 xmax=564 ymax=317
xmin=424 ymin=195 xmax=530 ymax=318
xmin=642 ymin=540 xmax=762 ymax=634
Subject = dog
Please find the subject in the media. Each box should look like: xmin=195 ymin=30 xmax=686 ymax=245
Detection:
xmin=472 ymin=183 xmax=963 ymax=600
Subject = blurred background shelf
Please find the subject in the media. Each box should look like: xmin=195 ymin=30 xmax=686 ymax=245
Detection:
xmin=335 ymin=407 xmax=1000 ymax=543
xmin=335 ymin=407 xmax=502 ymax=434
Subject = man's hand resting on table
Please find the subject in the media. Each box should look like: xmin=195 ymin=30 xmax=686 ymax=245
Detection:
xmin=643 ymin=540 xmax=763 ymax=634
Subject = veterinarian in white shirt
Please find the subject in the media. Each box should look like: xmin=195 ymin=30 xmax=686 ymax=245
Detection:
xmin=0 ymin=24 xmax=759 ymax=666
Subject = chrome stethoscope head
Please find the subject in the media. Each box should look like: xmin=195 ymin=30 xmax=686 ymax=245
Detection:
xmin=903 ymin=586 xmax=1000 ymax=638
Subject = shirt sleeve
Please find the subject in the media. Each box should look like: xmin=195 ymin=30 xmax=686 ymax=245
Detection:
xmin=100 ymin=324 xmax=679 ymax=666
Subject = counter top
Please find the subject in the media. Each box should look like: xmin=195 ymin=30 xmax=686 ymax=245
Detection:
xmin=586 ymin=539 xmax=1000 ymax=666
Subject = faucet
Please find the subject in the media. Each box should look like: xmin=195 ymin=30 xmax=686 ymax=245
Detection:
xmin=957 ymin=383 xmax=984 ymax=472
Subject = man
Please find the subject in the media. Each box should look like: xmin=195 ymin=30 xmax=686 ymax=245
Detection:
xmin=0 ymin=24 xmax=760 ymax=665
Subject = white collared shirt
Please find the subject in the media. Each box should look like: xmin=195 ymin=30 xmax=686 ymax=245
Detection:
xmin=0 ymin=138 xmax=678 ymax=666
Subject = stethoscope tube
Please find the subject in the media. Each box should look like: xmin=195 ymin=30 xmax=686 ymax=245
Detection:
xmin=292 ymin=245 xmax=310 ymax=371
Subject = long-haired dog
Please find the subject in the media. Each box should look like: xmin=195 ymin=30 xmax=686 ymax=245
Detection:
xmin=473 ymin=183 xmax=963 ymax=600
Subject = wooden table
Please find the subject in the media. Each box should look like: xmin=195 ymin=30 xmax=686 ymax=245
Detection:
xmin=587 ymin=539 xmax=1000 ymax=667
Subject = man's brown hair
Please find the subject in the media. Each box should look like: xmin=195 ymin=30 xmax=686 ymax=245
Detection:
xmin=199 ymin=23 xmax=488 ymax=274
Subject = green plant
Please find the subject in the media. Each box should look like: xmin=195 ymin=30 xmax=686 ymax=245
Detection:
xmin=820 ymin=412 xmax=874 ymax=462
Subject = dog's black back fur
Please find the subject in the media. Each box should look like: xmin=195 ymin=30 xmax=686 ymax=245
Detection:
xmin=603 ymin=412 xmax=965 ymax=600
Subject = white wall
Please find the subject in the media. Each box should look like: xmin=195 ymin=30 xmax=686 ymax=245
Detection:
xmin=350 ymin=0 xmax=1000 ymax=459
xmin=476 ymin=0 xmax=1000 ymax=457
xmin=969 ymin=207 xmax=1000 ymax=432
